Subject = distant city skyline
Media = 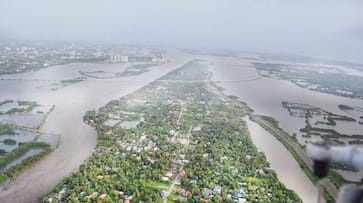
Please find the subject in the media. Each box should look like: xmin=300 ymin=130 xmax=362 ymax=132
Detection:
xmin=1 ymin=0 xmax=362 ymax=63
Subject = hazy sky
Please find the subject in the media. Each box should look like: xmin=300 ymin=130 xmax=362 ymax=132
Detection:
xmin=1 ymin=0 xmax=362 ymax=62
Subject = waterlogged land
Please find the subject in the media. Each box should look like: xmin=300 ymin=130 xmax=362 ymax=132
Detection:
xmin=44 ymin=60 xmax=301 ymax=202
xmin=79 ymin=63 xmax=158 ymax=78
xmin=4 ymin=49 xmax=361 ymax=202
xmin=253 ymin=62 xmax=363 ymax=99
xmin=0 ymin=49 xmax=193 ymax=203
xmin=0 ymin=100 xmax=57 ymax=188
xmin=281 ymin=102 xmax=361 ymax=143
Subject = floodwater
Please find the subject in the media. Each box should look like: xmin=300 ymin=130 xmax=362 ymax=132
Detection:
xmin=0 ymin=130 xmax=38 ymax=152
xmin=244 ymin=117 xmax=317 ymax=203
xmin=2 ymin=49 xmax=362 ymax=202
xmin=0 ymin=49 xmax=193 ymax=203
xmin=37 ymin=133 xmax=60 ymax=149
xmin=0 ymin=102 xmax=28 ymax=113
xmin=208 ymin=57 xmax=363 ymax=143
xmin=0 ymin=114 xmax=44 ymax=129
xmin=207 ymin=55 xmax=363 ymax=197
xmin=1 ymin=148 xmax=44 ymax=172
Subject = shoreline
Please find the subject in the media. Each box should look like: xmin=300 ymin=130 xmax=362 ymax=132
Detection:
xmin=243 ymin=117 xmax=317 ymax=203
xmin=0 ymin=49 xmax=193 ymax=203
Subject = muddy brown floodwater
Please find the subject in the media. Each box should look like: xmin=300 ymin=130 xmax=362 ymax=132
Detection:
xmin=0 ymin=49 xmax=193 ymax=203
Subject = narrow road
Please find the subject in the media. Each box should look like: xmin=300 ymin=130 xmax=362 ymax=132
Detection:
xmin=163 ymin=168 xmax=182 ymax=203
xmin=249 ymin=113 xmax=338 ymax=200
xmin=163 ymin=126 xmax=192 ymax=203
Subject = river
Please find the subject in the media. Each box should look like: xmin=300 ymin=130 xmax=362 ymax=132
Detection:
xmin=2 ymin=51 xmax=362 ymax=202
xmin=206 ymin=55 xmax=363 ymax=201
xmin=208 ymin=56 xmax=363 ymax=141
xmin=0 ymin=49 xmax=193 ymax=203
xmin=244 ymin=117 xmax=317 ymax=203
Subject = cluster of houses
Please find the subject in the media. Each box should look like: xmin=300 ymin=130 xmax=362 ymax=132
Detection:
xmin=176 ymin=187 xmax=191 ymax=198
xmin=188 ymin=181 xmax=249 ymax=202
xmin=116 ymin=132 xmax=157 ymax=153
xmin=161 ymin=171 xmax=175 ymax=182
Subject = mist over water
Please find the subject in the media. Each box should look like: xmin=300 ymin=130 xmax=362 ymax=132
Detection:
xmin=1 ymin=0 xmax=363 ymax=63
xmin=1 ymin=1 xmax=363 ymax=202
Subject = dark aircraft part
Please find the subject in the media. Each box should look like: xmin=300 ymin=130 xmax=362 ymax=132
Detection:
xmin=337 ymin=185 xmax=363 ymax=203
xmin=313 ymin=160 xmax=329 ymax=179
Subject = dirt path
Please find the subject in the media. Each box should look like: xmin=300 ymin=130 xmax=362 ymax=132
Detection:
xmin=163 ymin=126 xmax=192 ymax=203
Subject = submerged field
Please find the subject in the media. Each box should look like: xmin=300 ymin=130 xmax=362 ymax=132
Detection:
xmin=44 ymin=60 xmax=300 ymax=202
xmin=0 ymin=100 xmax=58 ymax=187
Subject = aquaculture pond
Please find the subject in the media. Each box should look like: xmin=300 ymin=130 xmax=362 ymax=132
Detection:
xmin=0 ymin=130 xmax=38 ymax=152
xmin=0 ymin=101 xmax=28 ymax=114
xmin=0 ymin=100 xmax=57 ymax=188
xmin=0 ymin=114 xmax=44 ymax=129
xmin=0 ymin=100 xmax=53 ymax=129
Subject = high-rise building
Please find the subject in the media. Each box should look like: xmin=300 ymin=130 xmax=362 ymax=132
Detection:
xmin=110 ymin=55 xmax=128 ymax=63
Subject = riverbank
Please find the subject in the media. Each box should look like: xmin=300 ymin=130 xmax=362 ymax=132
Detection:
xmin=0 ymin=49 xmax=193 ymax=203
xmin=243 ymin=117 xmax=317 ymax=203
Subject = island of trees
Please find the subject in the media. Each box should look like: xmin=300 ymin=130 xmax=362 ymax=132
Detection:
xmin=44 ymin=60 xmax=300 ymax=202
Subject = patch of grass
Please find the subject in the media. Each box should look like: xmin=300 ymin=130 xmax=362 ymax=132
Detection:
xmin=6 ymin=101 xmax=39 ymax=114
xmin=3 ymin=138 xmax=16 ymax=146
xmin=0 ymin=122 xmax=15 ymax=135
xmin=17 ymin=101 xmax=37 ymax=106
xmin=0 ymin=100 xmax=13 ymax=106
xmin=252 ymin=116 xmax=317 ymax=184
xmin=329 ymin=170 xmax=348 ymax=189
xmin=3 ymin=146 xmax=51 ymax=180
xmin=0 ymin=149 xmax=7 ymax=156
xmin=338 ymin=104 xmax=354 ymax=110
xmin=147 ymin=180 xmax=169 ymax=189
xmin=0 ymin=142 xmax=49 ymax=168
xmin=0 ymin=142 xmax=51 ymax=183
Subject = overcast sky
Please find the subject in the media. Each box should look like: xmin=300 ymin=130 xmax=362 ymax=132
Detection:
xmin=0 ymin=0 xmax=362 ymax=62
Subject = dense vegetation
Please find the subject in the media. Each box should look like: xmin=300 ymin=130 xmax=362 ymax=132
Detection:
xmin=44 ymin=60 xmax=301 ymax=202
xmin=0 ymin=122 xmax=15 ymax=135
xmin=0 ymin=142 xmax=51 ymax=183
xmin=338 ymin=104 xmax=354 ymax=110
xmin=3 ymin=138 xmax=16 ymax=145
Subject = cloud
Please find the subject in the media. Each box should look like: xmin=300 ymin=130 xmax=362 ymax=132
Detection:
xmin=351 ymin=24 xmax=363 ymax=40
xmin=0 ymin=0 xmax=362 ymax=62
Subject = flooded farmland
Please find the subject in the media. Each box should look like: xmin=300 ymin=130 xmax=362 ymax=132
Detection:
xmin=208 ymin=56 xmax=363 ymax=185
xmin=0 ymin=49 xmax=193 ymax=203
xmin=1 ymin=50 xmax=362 ymax=202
